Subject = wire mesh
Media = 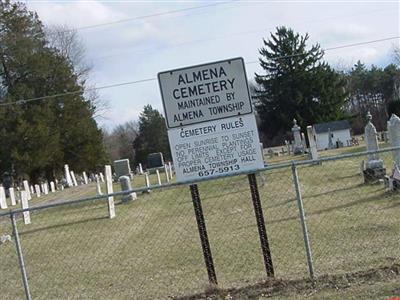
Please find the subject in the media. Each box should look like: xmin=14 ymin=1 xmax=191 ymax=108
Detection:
xmin=0 ymin=213 xmax=26 ymax=299
xmin=0 ymin=148 xmax=399 ymax=299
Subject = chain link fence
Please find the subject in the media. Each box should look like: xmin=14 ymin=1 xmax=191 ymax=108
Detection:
xmin=0 ymin=147 xmax=399 ymax=299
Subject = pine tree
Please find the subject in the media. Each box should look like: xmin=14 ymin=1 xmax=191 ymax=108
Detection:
xmin=133 ymin=105 xmax=170 ymax=166
xmin=254 ymin=26 xmax=347 ymax=145
xmin=0 ymin=1 xmax=107 ymax=182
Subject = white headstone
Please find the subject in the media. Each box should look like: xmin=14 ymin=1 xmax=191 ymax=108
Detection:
xmin=30 ymin=185 xmax=35 ymax=195
xmin=292 ymin=119 xmax=304 ymax=154
xmin=70 ymin=171 xmax=78 ymax=186
xmin=82 ymin=172 xmax=89 ymax=185
xmin=156 ymin=169 xmax=162 ymax=185
xmin=50 ymin=181 xmax=56 ymax=193
xmin=119 ymin=176 xmax=136 ymax=202
xmin=105 ymin=165 xmax=115 ymax=219
xmin=23 ymin=180 xmax=32 ymax=200
xmin=9 ymin=187 xmax=16 ymax=206
xmin=388 ymin=114 xmax=400 ymax=168
xmin=20 ymin=191 xmax=31 ymax=225
xmin=307 ymin=126 xmax=319 ymax=161
xmin=365 ymin=112 xmax=383 ymax=169
xmin=168 ymin=162 xmax=173 ymax=179
xmin=164 ymin=164 xmax=170 ymax=182
xmin=0 ymin=186 xmax=8 ymax=209
xmin=34 ymin=184 xmax=41 ymax=197
xmin=64 ymin=164 xmax=73 ymax=187
xmin=43 ymin=182 xmax=49 ymax=195
xmin=145 ymin=173 xmax=150 ymax=188
xmin=95 ymin=175 xmax=102 ymax=195
xmin=138 ymin=163 xmax=143 ymax=174
xmin=99 ymin=172 xmax=105 ymax=183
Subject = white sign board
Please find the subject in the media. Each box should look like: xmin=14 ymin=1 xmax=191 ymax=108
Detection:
xmin=168 ymin=114 xmax=264 ymax=182
xmin=158 ymin=57 xmax=253 ymax=128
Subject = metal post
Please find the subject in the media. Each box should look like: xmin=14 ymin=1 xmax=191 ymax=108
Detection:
xmin=247 ymin=173 xmax=274 ymax=277
xmin=291 ymin=163 xmax=315 ymax=279
xmin=189 ymin=184 xmax=218 ymax=286
xmin=10 ymin=212 xmax=32 ymax=300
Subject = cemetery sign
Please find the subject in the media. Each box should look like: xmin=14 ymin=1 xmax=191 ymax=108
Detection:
xmin=158 ymin=57 xmax=253 ymax=128
xmin=159 ymin=57 xmax=264 ymax=183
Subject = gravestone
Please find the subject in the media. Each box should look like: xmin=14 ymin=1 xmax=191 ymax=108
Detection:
xmin=50 ymin=181 xmax=56 ymax=193
xmin=0 ymin=186 xmax=7 ymax=209
xmin=292 ymin=119 xmax=304 ymax=155
xmin=43 ymin=182 xmax=49 ymax=195
xmin=147 ymin=153 xmax=164 ymax=169
xmin=30 ymin=185 xmax=34 ymax=195
xmin=388 ymin=114 xmax=400 ymax=168
xmin=95 ymin=175 xmax=102 ymax=195
xmin=9 ymin=187 xmax=16 ymax=206
xmin=114 ymin=159 xmax=131 ymax=178
xmin=168 ymin=162 xmax=173 ymax=179
xmin=306 ymin=126 xmax=319 ymax=161
xmin=164 ymin=164 xmax=170 ymax=182
xmin=138 ymin=163 xmax=143 ymax=174
xmin=363 ymin=112 xmax=385 ymax=183
xmin=20 ymin=191 xmax=31 ymax=225
xmin=144 ymin=173 xmax=151 ymax=193
xmin=82 ymin=172 xmax=88 ymax=185
xmin=23 ymin=180 xmax=32 ymax=200
xmin=104 ymin=165 xmax=115 ymax=218
xmin=385 ymin=114 xmax=400 ymax=190
xmin=34 ymin=184 xmax=41 ymax=197
xmin=99 ymin=172 xmax=105 ymax=183
xmin=119 ymin=176 xmax=136 ymax=202
xmin=156 ymin=169 xmax=162 ymax=185
xmin=64 ymin=164 xmax=73 ymax=187
xmin=70 ymin=171 xmax=78 ymax=186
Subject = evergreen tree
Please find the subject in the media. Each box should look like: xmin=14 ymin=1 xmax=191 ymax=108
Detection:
xmin=0 ymin=1 xmax=107 ymax=182
xmin=254 ymin=27 xmax=347 ymax=145
xmin=133 ymin=105 xmax=170 ymax=166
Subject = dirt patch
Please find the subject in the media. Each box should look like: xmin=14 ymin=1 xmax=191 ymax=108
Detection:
xmin=175 ymin=264 xmax=400 ymax=300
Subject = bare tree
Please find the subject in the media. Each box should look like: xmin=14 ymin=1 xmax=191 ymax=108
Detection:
xmin=45 ymin=24 xmax=109 ymax=118
xmin=103 ymin=121 xmax=139 ymax=164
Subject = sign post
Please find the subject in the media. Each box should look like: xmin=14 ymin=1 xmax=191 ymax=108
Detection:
xmin=158 ymin=57 xmax=274 ymax=281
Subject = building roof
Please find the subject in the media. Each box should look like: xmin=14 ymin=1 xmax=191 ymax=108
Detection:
xmin=313 ymin=120 xmax=350 ymax=134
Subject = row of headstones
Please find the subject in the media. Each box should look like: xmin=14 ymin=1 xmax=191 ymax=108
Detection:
xmin=0 ymin=188 xmax=31 ymax=224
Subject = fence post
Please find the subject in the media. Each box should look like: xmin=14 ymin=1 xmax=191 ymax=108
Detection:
xmin=291 ymin=163 xmax=315 ymax=279
xmin=10 ymin=212 xmax=32 ymax=300
xmin=189 ymin=184 xmax=218 ymax=286
xmin=247 ymin=173 xmax=274 ymax=277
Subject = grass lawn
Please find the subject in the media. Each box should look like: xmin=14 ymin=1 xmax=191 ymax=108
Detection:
xmin=0 ymin=145 xmax=399 ymax=299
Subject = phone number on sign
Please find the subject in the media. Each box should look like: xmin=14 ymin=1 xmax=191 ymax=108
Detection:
xmin=198 ymin=164 xmax=240 ymax=177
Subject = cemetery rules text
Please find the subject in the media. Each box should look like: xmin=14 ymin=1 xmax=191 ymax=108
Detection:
xmin=168 ymin=114 xmax=264 ymax=182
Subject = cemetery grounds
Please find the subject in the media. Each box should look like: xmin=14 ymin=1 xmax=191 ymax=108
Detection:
xmin=0 ymin=142 xmax=399 ymax=299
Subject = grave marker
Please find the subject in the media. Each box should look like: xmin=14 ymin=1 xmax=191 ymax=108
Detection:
xmin=64 ymin=164 xmax=73 ymax=187
xmin=114 ymin=159 xmax=131 ymax=178
xmin=156 ymin=169 xmax=162 ymax=185
xmin=9 ymin=187 xmax=16 ymax=206
xmin=70 ymin=171 xmax=78 ymax=186
xmin=50 ymin=181 xmax=56 ymax=193
xmin=82 ymin=172 xmax=89 ymax=185
xmin=306 ymin=126 xmax=318 ymax=161
xmin=105 ymin=165 xmax=115 ymax=218
xmin=0 ymin=186 xmax=8 ymax=209
xmin=34 ymin=184 xmax=41 ymax=197
xmin=20 ymin=191 xmax=31 ymax=225
xmin=23 ymin=180 xmax=32 ymax=200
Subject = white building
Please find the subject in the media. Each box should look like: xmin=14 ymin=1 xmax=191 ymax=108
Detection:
xmin=313 ymin=120 xmax=351 ymax=150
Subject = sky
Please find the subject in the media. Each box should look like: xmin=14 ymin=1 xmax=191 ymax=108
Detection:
xmin=25 ymin=0 xmax=400 ymax=130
